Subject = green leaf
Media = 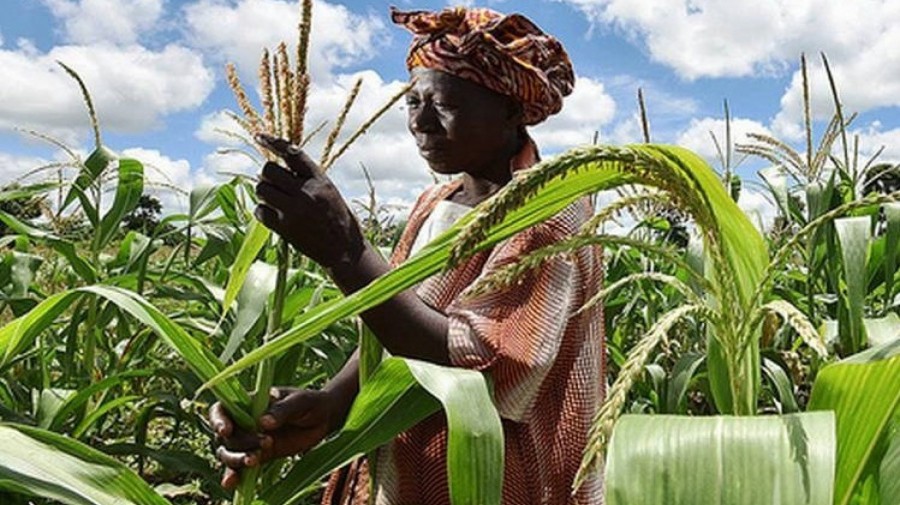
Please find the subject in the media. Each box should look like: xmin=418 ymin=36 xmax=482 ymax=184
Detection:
xmin=94 ymin=158 xmax=144 ymax=251
xmin=189 ymin=184 xmax=219 ymax=221
xmin=0 ymin=182 xmax=58 ymax=202
xmin=884 ymin=203 xmax=900 ymax=306
xmin=406 ymin=359 xmax=504 ymax=505
xmin=72 ymin=395 xmax=141 ymax=439
xmin=665 ymin=353 xmax=705 ymax=414
xmin=0 ymin=290 xmax=83 ymax=369
xmin=808 ymin=339 xmax=900 ymax=505
xmin=0 ymin=423 xmax=171 ymax=505
xmin=605 ymin=412 xmax=836 ymax=505
xmin=761 ymin=166 xmax=790 ymax=221
xmin=49 ymin=370 xmax=155 ymax=432
xmin=62 ymin=146 xmax=116 ymax=225
xmin=264 ymin=358 xmax=503 ymax=505
xmin=223 ymin=220 xmax=271 ymax=315
xmin=262 ymin=358 xmax=440 ymax=505
xmin=864 ymin=313 xmax=900 ymax=348
xmin=0 ymin=211 xmax=97 ymax=283
xmin=77 ymin=285 xmax=253 ymax=428
xmin=879 ymin=411 xmax=900 ymax=504
xmin=835 ymin=216 xmax=871 ymax=353
xmin=0 ymin=285 xmax=253 ymax=428
xmin=762 ymin=357 xmax=799 ymax=413
xmin=220 ymin=261 xmax=278 ymax=362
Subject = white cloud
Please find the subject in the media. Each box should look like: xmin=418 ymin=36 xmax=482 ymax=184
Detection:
xmin=531 ymin=75 xmax=617 ymax=152
xmin=0 ymin=43 xmax=214 ymax=141
xmin=184 ymin=0 xmax=388 ymax=84
xmin=195 ymin=111 xmax=250 ymax=148
xmin=562 ymin=0 xmax=898 ymax=80
xmin=303 ymin=71 xmax=431 ymax=205
xmin=41 ymin=0 xmax=165 ymax=45
xmin=676 ymin=116 xmax=772 ymax=168
xmin=850 ymin=122 xmax=900 ymax=166
xmin=773 ymin=47 xmax=900 ymax=140
xmin=121 ymin=147 xmax=226 ymax=214
xmin=0 ymin=152 xmax=54 ymax=187
xmin=560 ymin=0 xmax=900 ymax=143
xmin=738 ymin=188 xmax=777 ymax=232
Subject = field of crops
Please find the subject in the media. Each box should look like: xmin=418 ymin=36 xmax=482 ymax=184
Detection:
xmin=1 ymin=2 xmax=899 ymax=505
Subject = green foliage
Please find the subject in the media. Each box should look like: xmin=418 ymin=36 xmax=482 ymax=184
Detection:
xmin=605 ymin=413 xmax=836 ymax=505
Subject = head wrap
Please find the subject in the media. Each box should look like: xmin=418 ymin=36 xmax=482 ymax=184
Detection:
xmin=391 ymin=7 xmax=574 ymax=126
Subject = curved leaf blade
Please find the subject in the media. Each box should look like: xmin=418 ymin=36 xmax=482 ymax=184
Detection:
xmin=95 ymin=158 xmax=144 ymax=251
xmin=0 ymin=423 xmax=170 ymax=505
xmin=605 ymin=413 xmax=835 ymax=505
xmin=808 ymin=339 xmax=900 ymax=505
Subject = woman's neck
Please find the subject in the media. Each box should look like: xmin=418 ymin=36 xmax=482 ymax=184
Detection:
xmin=450 ymin=133 xmax=523 ymax=207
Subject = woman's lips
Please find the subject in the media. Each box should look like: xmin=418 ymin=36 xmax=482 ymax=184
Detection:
xmin=418 ymin=144 xmax=450 ymax=159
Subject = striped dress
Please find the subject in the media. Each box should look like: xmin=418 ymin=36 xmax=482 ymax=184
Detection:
xmin=323 ymin=145 xmax=606 ymax=505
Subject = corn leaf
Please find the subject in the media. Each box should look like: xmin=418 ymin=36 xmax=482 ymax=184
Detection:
xmin=884 ymin=203 xmax=900 ymax=306
xmin=262 ymin=357 xmax=440 ymax=505
xmin=94 ymin=158 xmax=144 ymax=251
xmin=0 ymin=285 xmax=253 ymax=428
xmin=0 ymin=290 xmax=83 ymax=369
xmin=808 ymin=338 xmax=900 ymax=505
xmin=762 ymin=357 xmax=800 ymax=413
xmin=223 ymin=220 xmax=271 ymax=315
xmin=864 ymin=313 xmax=900 ymax=348
xmin=189 ymin=184 xmax=218 ymax=221
xmin=604 ymin=412 xmax=836 ymax=505
xmin=406 ymin=359 xmax=504 ymax=505
xmin=0 ymin=423 xmax=171 ymax=505
xmin=62 ymin=146 xmax=116 ymax=226
xmin=220 ymin=261 xmax=278 ymax=362
xmin=880 ymin=410 xmax=900 ymax=504
xmin=0 ymin=211 xmax=97 ymax=283
xmin=665 ymin=352 xmax=705 ymax=414
xmin=835 ymin=216 xmax=871 ymax=353
xmin=0 ymin=181 xmax=58 ymax=202
xmin=263 ymin=357 xmax=502 ymax=505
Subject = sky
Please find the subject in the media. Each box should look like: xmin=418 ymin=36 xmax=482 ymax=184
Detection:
xmin=1 ymin=0 xmax=899 ymax=226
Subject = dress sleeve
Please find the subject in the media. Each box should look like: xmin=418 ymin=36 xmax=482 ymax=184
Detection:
xmin=444 ymin=217 xmax=579 ymax=422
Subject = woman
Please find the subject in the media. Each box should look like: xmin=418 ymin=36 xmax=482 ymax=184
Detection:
xmin=211 ymin=7 xmax=605 ymax=504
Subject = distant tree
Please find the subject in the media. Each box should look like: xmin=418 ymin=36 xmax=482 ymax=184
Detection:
xmin=0 ymin=184 xmax=45 ymax=236
xmin=122 ymin=194 xmax=163 ymax=236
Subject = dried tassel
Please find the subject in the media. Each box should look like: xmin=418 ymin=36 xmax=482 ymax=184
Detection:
xmin=225 ymin=63 xmax=263 ymax=133
xmin=259 ymin=49 xmax=277 ymax=136
xmin=296 ymin=0 xmax=313 ymax=77
xmin=324 ymin=81 xmax=413 ymax=171
xmin=292 ymin=73 xmax=309 ymax=144
xmin=321 ymin=77 xmax=363 ymax=168
xmin=276 ymin=42 xmax=294 ymax=140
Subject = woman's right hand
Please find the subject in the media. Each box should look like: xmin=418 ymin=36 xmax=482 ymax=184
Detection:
xmin=210 ymin=387 xmax=340 ymax=490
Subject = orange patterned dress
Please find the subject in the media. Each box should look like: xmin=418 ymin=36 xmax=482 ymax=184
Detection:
xmin=323 ymin=144 xmax=606 ymax=505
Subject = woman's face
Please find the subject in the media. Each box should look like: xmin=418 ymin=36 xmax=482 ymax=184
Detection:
xmin=405 ymin=67 xmax=521 ymax=176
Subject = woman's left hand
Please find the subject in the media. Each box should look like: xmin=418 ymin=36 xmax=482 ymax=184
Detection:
xmin=254 ymin=133 xmax=365 ymax=268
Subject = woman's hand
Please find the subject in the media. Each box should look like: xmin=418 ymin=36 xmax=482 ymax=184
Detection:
xmin=210 ymin=387 xmax=340 ymax=490
xmin=254 ymin=133 xmax=365 ymax=268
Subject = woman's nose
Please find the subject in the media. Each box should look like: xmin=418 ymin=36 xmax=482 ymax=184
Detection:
xmin=409 ymin=103 xmax=440 ymax=133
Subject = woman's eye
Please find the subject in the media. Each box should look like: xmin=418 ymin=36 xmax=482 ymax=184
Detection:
xmin=405 ymin=96 xmax=421 ymax=108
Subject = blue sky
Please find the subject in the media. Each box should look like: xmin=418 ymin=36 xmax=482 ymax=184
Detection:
xmin=2 ymin=0 xmax=899 ymax=222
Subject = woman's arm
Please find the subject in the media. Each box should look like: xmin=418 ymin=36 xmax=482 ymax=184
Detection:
xmin=254 ymin=134 xmax=450 ymax=364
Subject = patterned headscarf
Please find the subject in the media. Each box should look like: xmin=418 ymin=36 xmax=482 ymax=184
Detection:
xmin=391 ymin=7 xmax=575 ymax=126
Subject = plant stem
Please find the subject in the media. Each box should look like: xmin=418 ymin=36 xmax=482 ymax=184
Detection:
xmin=234 ymin=240 xmax=290 ymax=505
